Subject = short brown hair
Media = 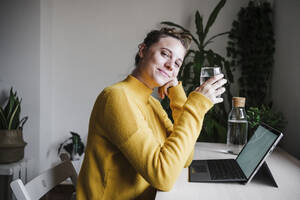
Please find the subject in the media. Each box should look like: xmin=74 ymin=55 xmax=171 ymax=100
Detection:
xmin=135 ymin=27 xmax=192 ymax=66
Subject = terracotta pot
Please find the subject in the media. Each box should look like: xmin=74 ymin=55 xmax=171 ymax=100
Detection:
xmin=0 ymin=129 xmax=27 ymax=163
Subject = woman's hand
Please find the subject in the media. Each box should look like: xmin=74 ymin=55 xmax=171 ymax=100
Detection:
xmin=195 ymin=74 xmax=227 ymax=104
xmin=158 ymin=78 xmax=178 ymax=99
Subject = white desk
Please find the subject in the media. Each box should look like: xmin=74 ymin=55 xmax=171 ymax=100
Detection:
xmin=156 ymin=142 xmax=300 ymax=200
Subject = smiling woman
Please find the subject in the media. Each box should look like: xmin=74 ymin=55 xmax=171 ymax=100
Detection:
xmin=76 ymin=27 xmax=227 ymax=200
xmin=133 ymin=36 xmax=185 ymax=89
xmin=132 ymin=28 xmax=189 ymax=91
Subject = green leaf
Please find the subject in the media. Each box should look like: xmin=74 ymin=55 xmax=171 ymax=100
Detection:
xmin=193 ymin=51 xmax=205 ymax=84
xmin=8 ymin=101 xmax=20 ymax=130
xmin=4 ymin=88 xmax=16 ymax=120
xmin=195 ymin=11 xmax=204 ymax=45
xmin=11 ymin=98 xmax=21 ymax=129
xmin=203 ymin=0 xmax=226 ymax=43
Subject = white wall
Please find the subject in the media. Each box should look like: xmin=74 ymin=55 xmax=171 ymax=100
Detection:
xmin=0 ymin=0 xmax=40 ymax=179
xmin=272 ymin=0 xmax=300 ymax=159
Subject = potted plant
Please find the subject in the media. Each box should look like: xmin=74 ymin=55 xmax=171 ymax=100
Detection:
xmin=0 ymin=88 xmax=28 ymax=163
xmin=58 ymin=131 xmax=85 ymax=161
xmin=247 ymin=104 xmax=287 ymax=138
xmin=161 ymin=0 xmax=233 ymax=142
xmin=226 ymin=1 xmax=287 ymax=134
xmin=226 ymin=0 xmax=275 ymax=107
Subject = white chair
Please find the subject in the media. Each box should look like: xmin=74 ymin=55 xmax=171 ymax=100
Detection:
xmin=10 ymin=160 xmax=77 ymax=200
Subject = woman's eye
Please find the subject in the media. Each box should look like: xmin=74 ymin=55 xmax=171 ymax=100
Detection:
xmin=161 ymin=51 xmax=169 ymax=57
xmin=175 ymin=63 xmax=180 ymax=68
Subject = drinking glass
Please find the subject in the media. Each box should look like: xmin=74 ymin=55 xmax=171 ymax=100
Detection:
xmin=200 ymin=67 xmax=222 ymax=85
xmin=200 ymin=67 xmax=222 ymax=98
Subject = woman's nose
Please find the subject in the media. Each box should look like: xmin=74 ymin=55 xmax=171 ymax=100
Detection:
xmin=165 ymin=61 xmax=174 ymax=71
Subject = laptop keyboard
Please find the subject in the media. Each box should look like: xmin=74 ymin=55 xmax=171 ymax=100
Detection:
xmin=207 ymin=159 xmax=245 ymax=180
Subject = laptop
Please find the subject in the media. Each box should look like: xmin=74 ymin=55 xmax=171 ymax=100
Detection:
xmin=189 ymin=123 xmax=283 ymax=184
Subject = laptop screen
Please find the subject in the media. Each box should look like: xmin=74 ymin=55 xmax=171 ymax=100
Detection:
xmin=236 ymin=125 xmax=278 ymax=179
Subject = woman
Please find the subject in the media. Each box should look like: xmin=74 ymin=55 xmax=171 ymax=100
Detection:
xmin=77 ymin=28 xmax=227 ymax=200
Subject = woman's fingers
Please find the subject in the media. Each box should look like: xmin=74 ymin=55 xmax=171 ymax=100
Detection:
xmin=212 ymin=79 xmax=227 ymax=90
xmin=158 ymin=83 xmax=169 ymax=99
xmin=158 ymin=84 xmax=168 ymax=99
xmin=195 ymin=74 xmax=227 ymax=104
xmin=157 ymin=78 xmax=179 ymax=99
xmin=158 ymin=87 xmax=164 ymax=99
xmin=216 ymin=87 xmax=226 ymax=96
xmin=161 ymin=88 xmax=165 ymax=99
xmin=164 ymin=83 xmax=169 ymax=97
xmin=203 ymin=74 xmax=224 ymax=86
xmin=214 ymin=97 xmax=224 ymax=104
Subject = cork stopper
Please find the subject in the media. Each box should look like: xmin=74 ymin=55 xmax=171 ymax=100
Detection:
xmin=232 ymin=97 xmax=246 ymax=107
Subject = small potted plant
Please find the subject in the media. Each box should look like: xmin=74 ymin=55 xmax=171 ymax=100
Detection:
xmin=0 ymin=88 xmax=28 ymax=163
xmin=58 ymin=131 xmax=85 ymax=161
xmin=247 ymin=104 xmax=287 ymax=139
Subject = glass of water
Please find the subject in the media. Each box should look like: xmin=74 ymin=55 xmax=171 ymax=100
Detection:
xmin=200 ymin=67 xmax=222 ymax=85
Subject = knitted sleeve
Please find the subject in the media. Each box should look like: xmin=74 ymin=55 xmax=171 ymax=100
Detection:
xmin=155 ymin=82 xmax=196 ymax=167
xmin=98 ymin=87 xmax=212 ymax=191
xmin=168 ymin=82 xmax=187 ymax=124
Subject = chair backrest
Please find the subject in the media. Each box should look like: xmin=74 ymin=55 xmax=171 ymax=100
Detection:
xmin=10 ymin=160 xmax=77 ymax=200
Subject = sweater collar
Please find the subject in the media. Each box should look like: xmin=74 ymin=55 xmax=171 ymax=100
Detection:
xmin=124 ymin=75 xmax=153 ymax=103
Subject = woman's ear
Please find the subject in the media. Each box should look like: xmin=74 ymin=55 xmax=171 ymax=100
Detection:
xmin=138 ymin=43 xmax=146 ymax=58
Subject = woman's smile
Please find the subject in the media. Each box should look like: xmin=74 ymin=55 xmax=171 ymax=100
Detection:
xmin=157 ymin=68 xmax=170 ymax=78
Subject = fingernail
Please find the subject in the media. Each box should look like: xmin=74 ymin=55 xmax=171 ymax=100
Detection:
xmin=216 ymin=74 xmax=224 ymax=78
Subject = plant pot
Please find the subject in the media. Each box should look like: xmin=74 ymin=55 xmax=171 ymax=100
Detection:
xmin=0 ymin=129 xmax=27 ymax=163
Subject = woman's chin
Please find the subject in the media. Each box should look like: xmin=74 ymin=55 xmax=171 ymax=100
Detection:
xmin=155 ymin=78 xmax=169 ymax=87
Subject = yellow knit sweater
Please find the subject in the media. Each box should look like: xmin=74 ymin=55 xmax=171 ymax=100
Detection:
xmin=76 ymin=75 xmax=213 ymax=200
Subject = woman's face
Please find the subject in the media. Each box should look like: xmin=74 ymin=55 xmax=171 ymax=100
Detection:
xmin=137 ymin=36 xmax=186 ymax=89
